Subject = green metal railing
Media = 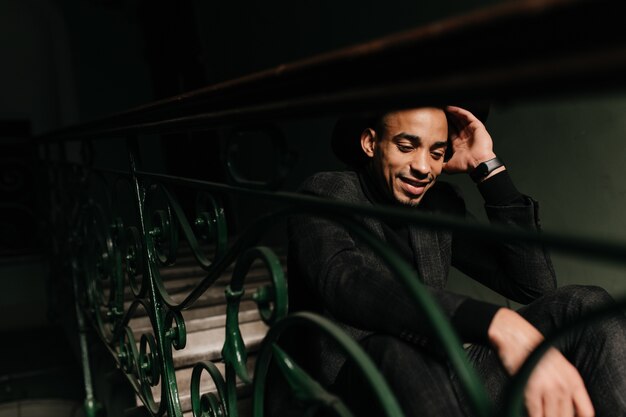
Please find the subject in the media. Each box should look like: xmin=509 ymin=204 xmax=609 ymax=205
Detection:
xmin=38 ymin=1 xmax=626 ymax=416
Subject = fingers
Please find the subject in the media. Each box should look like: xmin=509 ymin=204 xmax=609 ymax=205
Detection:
xmin=445 ymin=105 xmax=477 ymax=120
xmin=560 ymin=355 xmax=594 ymax=417
xmin=523 ymin=349 xmax=595 ymax=417
xmin=543 ymin=390 xmax=573 ymax=417
xmin=525 ymin=390 xmax=543 ymax=417
xmin=572 ymin=375 xmax=595 ymax=417
xmin=445 ymin=105 xmax=485 ymax=131
xmin=445 ymin=107 xmax=465 ymax=135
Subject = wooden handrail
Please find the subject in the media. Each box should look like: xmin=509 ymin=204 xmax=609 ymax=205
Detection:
xmin=40 ymin=0 xmax=624 ymax=139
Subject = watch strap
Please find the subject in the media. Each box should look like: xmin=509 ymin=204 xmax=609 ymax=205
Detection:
xmin=470 ymin=157 xmax=504 ymax=183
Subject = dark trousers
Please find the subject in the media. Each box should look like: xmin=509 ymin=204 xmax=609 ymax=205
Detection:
xmin=331 ymin=285 xmax=626 ymax=417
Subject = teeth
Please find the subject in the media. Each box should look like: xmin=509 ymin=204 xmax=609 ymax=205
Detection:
xmin=404 ymin=178 xmax=426 ymax=187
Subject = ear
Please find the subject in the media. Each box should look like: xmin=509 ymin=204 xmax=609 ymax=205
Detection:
xmin=360 ymin=128 xmax=376 ymax=158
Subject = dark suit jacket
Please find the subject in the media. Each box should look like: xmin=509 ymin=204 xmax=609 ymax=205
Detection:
xmin=288 ymin=171 xmax=556 ymax=385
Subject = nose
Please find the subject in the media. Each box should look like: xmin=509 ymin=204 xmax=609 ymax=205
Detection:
xmin=409 ymin=149 xmax=430 ymax=180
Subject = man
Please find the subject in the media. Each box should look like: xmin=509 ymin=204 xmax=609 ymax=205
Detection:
xmin=287 ymin=106 xmax=626 ymax=416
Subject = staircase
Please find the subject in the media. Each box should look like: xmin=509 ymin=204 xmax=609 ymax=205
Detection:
xmin=101 ymin=241 xmax=286 ymax=417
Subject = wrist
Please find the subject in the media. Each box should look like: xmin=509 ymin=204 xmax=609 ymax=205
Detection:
xmin=487 ymin=308 xmax=510 ymax=350
xmin=469 ymin=152 xmax=497 ymax=170
xmin=489 ymin=308 xmax=543 ymax=347
xmin=481 ymin=165 xmax=506 ymax=182
xmin=488 ymin=308 xmax=544 ymax=374
xmin=469 ymin=156 xmax=504 ymax=183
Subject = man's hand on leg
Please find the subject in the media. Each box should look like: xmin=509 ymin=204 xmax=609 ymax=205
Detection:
xmin=488 ymin=308 xmax=595 ymax=417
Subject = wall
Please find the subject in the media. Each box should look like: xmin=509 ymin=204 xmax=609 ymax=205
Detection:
xmin=443 ymin=95 xmax=626 ymax=304
xmin=0 ymin=0 xmax=73 ymax=331
xmin=0 ymin=0 xmax=77 ymax=134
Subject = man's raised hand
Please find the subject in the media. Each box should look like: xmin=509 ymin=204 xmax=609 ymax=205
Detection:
xmin=444 ymin=105 xmax=500 ymax=177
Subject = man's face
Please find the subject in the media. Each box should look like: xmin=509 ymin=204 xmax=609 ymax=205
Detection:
xmin=361 ymin=108 xmax=448 ymax=206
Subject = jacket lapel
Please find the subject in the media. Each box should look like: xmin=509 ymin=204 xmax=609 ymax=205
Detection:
xmin=409 ymin=226 xmax=447 ymax=289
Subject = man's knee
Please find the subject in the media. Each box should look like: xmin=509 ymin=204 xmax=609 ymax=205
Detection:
xmin=360 ymin=334 xmax=446 ymax=378
xmin=548 ymin=285 xmax=621 ymax=337
xmin=555 ymin=285 xmax=615 ymax=313
xmin=521 ymin=285 xmax=617 ymax=336
xmin=361 ymin=334 xmax=417 ymax=367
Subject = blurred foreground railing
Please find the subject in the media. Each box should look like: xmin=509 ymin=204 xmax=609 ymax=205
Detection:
xmin=37 ymin=1 xmax=626 ymax=416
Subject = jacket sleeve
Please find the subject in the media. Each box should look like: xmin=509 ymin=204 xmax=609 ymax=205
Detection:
xmin=451 ymin=193 xmax=557 ymax=304
xmin=289 ymin=173 xmax=470 ymax=346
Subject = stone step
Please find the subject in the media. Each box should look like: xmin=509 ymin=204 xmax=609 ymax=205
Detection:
xmin=118 ymin=241 xmax=280 ymax=417
xmin=173 ymin=249 xmax=286 ymax=267
xmin=147 ymin=240 xmax=285 ymax=267
xmin=102 ymin=257 xmax=286 ymax=303
xmin=121 ymin=262 xmax=277 ymax=299
xmin=182 ymin=397 xmax=252 ymax=417
xmin=119 ymin=279 xmax=268 ymax=316
xmin=128 ymin=300 xmax=261 ymax=337
xmin=170 ymin=319 xmax=267 ymax=369
xmin=140 ymin=356 xmax=257 ymax=413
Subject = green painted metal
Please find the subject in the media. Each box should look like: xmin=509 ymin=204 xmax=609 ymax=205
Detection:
xmin=191 ymin=361 xmax=229 ymax=417
xmin=127 ymin=139 xmax=184 ymax=417
xmin=139 ymin=333 xmax=162 ymax=414
xmin=271 ymin=345 xmax=354 ymax=417
xmin=223 ymin=285 xmax=251 ymax=384
xmin=71 ymin=260 xmax=103 ymax=417
xmin=223 ymin=124 xmax=294 ymax=190
xmin=224 ymin=246 xmax=288 ymax=373
xmin=252 ymin=312 xmax=404 ymax=417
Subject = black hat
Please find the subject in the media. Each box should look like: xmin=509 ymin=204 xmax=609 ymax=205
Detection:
xmin=331 ymin=103 xmax=490 ymax=168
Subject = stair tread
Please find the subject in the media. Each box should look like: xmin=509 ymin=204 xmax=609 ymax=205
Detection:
xmin=120 ymin=280 xmax=268 ymax=314
xmin=103 ymin=257 xmax=281 ymax=298
xmin=129 ymin=300 xmax=261 ymax=336
xmin=178 ymin=396 xmax=253 ymax=417
xmin=181 ymin=396 xmax=252 ymax=417
xmin=170 ymin=319 xmax=268 ymax=369
xmin=139 ymin=356 xmax=257 ymax=412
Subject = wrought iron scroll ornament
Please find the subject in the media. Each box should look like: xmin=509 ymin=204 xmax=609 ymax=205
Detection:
xmin=191 ymin=360 xmax=229 ymax=417
xmin=222 ymin=124 xmax=296 ymax=190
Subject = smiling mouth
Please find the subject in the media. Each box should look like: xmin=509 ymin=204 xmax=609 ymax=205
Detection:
xmin=399 ymin=177 xmax=430 ymax=196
